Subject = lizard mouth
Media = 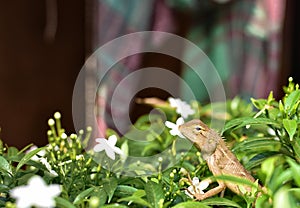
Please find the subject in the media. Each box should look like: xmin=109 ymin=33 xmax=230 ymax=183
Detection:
xmin=178 ymin=124 xmax=182 ymax=130
xmin=178 ymin=125 xmax=190 ymax=140
xmin=178 ymin=125 xmax=185 ymax=135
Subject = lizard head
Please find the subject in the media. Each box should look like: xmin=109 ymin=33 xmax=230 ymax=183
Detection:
xmin=178 ymin=119 xmax=219 ymax=159
xmin=178 ymin=119 xmax=210 ymax=142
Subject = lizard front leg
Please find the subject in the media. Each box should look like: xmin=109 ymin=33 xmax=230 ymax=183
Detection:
xmin=194 ymin=179 xmax=226 ymax=200
xmin=194 ymin=162 xmax=227 ymax=200
xmin=185 ymin=175 xmax=226 ymax=201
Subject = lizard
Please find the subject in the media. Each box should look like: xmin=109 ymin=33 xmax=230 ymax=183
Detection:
xmin=178 ymin=119 xmax=263 ymax=201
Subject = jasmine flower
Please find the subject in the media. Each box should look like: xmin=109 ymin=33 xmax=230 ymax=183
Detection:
xmin=185 ymin=177 xmax=209 ymax=198
xmin=10 ymin=175 xmax=61 ymax=208
xmin=93 ymin=135 xmax=123 ymax=160
xmin=26 ymin=146 xmax=57 ymax=177
xmin=39 ymin=158 xmax=58 ymax=177
xmin=168 ymin=98 xmax=195 ymax=118
xmin=165 ymin=117 xmax=185 ymax=138
xmin=267 ymin=127 xmax=280 ymax=141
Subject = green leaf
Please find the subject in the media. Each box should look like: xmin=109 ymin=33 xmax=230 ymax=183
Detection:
xmin=114 ymin=185 xmax=138 ymax=198
xmin=273 ymin=169 xmax=293 ymax=191
xmin=181 ymin=161 xmax=196 ymax=172
xmin=106 ymin=129 xmax=120 ymax=139
xmin=118 ymin=190 xmax=151 ymax=207
xmin=172 ymin=201 xmax=210 ymax=208
xmin=284 ymin=90 xmax=300 ymax=112
xmin=286 ymin=158 xmax=300 ymax=187
xmin=202 ymin=197 xmax=242 ymax=208
xmin=101 ymin=204 xmax=129 ymax=208
xmin=251 ymin=98 xmax=267 ymax=110
xmin=261 ymin=156 xmax=277 ymax=185
xmin=25 ymin=160 xmax=47 ymax=170
xmin=133 ymin=189 xmax=146 ymax=198
xmin=273 ymin=187 xmax=295 ymax=208
xmin=222 ymin=117 xmax=280 ymax=134
xmin=92 ymin=189 xmax=107 ymax=206
xmin=289 ymin=188 xmax=300 ymax=195
xmin=18 ymin=143 xmax=34 ymax=155
xmin=73 ymin=187 xmax=96 ymax=205
xmin=55 ymin=197 xmax=76 ymax=208
xmin=102 ymin=177 xmax=118 ymax=203
xmin=16 ymin=147 xmax=46 ymax=172
xmin=0 ymin=155 xmax=12 ymax=175
xmin=246 ymin=152 xmax=279 ymax=170
xmin=267 ymin=91 xmax=274 ymax=103
xmin=0 ymin=184 xmax=9 ymax=193
xmin=120 ymin=140 xmax=128 ymax=162
xmin=142 ymin=143 xmax=162 ymax=156
xmin=292 ymin=139 xmax=300 ymax=162
xmin=145 ymin=180 xmax=164 ymax=208
xmin=282 ymin=119 xmax=297 ymax=140
xmin=233 ymin=137 xmax=281 ymax=154
xmin=17 ymin=172 xmax=37 ymax=185
xmin=0 ymin=201 xmax=5 ymax=207
xmin=7 ymin=146 xmax=19 ymax=157
xmin=279 ymin=100 xmax=284 ymax=113
xmin=255 ymin=194 xmax=271 ymax=208
xmin=212 ymin=175 xmax=259 ymax=189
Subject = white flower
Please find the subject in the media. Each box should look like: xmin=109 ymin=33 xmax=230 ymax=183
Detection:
xmin=185 ymin=177 xmax=209 ymax=198
xmin=39 ymin=158 xmax=58 ymax=177
xmin=26 ymin=146 xmax=57 ymax=176
xmin=165 ymin=117 xmax=185 ymax=138
xmin=76 ymin=154 xmax=84 ymax=160
xmin=61 ymin=132 xmax=68 ymax=139
xmin=93 ymin=135 xmax=123 ymax=160
xmin=58 ymin=154 xmax=85 ymax=166
xmin=26 ymin=145 xmax=46 ymax=161
xmin=267 ymin=128 xmax=280 ymax=141
xmin=168 ymin=98 xmax=195 ymax=119
xmin=10 ymin=175 xmax=61 ymax=208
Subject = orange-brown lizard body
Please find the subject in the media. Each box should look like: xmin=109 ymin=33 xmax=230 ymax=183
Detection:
xmin=179 ymin=119 xmax=260 ymax=200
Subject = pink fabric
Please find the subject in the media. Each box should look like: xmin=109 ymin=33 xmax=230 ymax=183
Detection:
xmin=247 ymin=0 xmax=286 ymax=38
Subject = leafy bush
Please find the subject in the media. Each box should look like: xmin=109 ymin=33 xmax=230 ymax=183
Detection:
xmin=0 ymin=78 xmax=300 ymax=207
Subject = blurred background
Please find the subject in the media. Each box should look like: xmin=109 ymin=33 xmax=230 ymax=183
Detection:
xmin=0 ymin=0 xmax=299 ymax=148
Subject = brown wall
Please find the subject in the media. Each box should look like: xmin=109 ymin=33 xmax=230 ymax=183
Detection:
xmin=0 ymin=0 xmax=298 ymax=148
xmin=0 ymin=1 xmax=85 ymax=148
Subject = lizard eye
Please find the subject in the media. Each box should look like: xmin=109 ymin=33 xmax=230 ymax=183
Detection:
xmin=195 ymin=126 xmax=202 ymax=131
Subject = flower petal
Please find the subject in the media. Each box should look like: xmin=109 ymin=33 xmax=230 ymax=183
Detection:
xmin=199 ymin=180 xmax=209 ymax=190
xmin=105 ymin=148 xmax=116 ymax=160
xmin=185 ymin=189 xmax=194 ymax=199
xmin=176 ymin=117 xmax=185 ymax=125
xmin=165 ymin=118 xmax=186 ymax=138
xmin=188 ymin=185 xmax=196 ymax=194
xmin=107 ymin=135 xmax=117 ymax=146
xmin=95 ymin=138 xmax=106 ymax=143
xmin=192 ymin=177 xmax=200 ymax=186
xmin=169 ymin=128 xmax=179 ymax=136
xmin=168 ymin=97 xmax=178 ymax=108
xmin=49 ymin=170 xmax=58 ymax=177
xmin=165 ymin=121 xmax=176 ymax=129
xmin=11 ymin=176 xmax=61 ymax=208
xmin=168 ymin=98 xmax=195 ymax=118
xmin=93 ymin=143 xmax=105 ymax=152
xmin=47 ymin=184 xmax=61 ymax=197
xmin=112 ymin=146 xmax=123 ymax=155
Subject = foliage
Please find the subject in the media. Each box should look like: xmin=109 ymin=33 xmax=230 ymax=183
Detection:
xmin=0 ymin=78 xmax=300 ymax=207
